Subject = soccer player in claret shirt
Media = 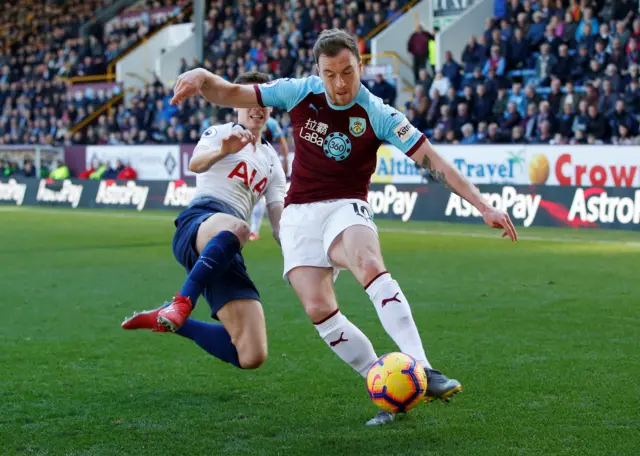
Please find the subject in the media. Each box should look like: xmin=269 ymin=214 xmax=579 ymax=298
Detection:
xmin=121 ymin=72 xmax=286 ymax=371
xmin=169 ymin=29 xmax=518 ymax=426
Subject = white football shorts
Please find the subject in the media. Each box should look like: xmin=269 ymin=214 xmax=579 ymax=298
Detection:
xmin=279 ymin=198 xmax=378 ymax=280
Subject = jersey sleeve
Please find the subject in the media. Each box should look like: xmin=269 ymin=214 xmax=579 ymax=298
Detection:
xmin=253 ymin=77 xmax=314 ymax=111
xmin=264 ymin=149 xmax=286 ymax=206
xmin=370 ymin=100 xmax=426 ymax=157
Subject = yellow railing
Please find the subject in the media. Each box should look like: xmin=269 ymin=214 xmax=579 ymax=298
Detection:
xmin=363 ymin=0 xmax=419 ymax=42
xmin=69 ymin=91 xmax=126 ymax=135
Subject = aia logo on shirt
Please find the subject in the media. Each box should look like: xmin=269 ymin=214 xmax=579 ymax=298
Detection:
xmin=228 ymin=161 xmax=268 ymax=194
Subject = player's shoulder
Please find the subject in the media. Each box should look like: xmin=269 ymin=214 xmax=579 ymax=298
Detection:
xmin=200 ymin=122 xmax=234 ymax=141
xmin=355 ymin=85 xmax=405 ymax=137
xmin=270 ymin=76 xmax=324 ymax=94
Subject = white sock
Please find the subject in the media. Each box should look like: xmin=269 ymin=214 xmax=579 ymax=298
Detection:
xmin=314 ymin=310 xmax=378 ymax=377
xmin=250 ymin=198 xmax=266 ymax=235
xmin=366 ymin=272 xmax=432 ymax=369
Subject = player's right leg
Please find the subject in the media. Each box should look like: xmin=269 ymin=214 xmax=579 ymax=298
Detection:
xmin=287 ymin=266 xmax=393 ymax=426
xmin=157 ymin=211 xmax=250 ymax=332
xmin=280 ymin=202 xmax=391 ymax=425
xmin=249 ymin=197 xmax=266 ymax=241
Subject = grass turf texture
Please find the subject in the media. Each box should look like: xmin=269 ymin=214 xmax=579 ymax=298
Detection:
xmin=1 ymin=206 xmax=639 ymax=456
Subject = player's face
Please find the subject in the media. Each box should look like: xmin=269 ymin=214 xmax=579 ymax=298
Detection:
xmin=317 ymin=48 xmax=362 ymax=106
xmin=238 ymin=106 xmax=272 ymax=132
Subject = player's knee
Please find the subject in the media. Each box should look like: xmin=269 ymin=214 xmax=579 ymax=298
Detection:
xmin=355 ymin=249 xmax=385 ymax=282
xmin=304 ymin=298 xmax=338 ymax=324
xmin=237 ymin=344 xmax=267 ymax=369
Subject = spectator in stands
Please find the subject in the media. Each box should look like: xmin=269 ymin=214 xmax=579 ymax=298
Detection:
xmin=474 ymin=83 xmax=494 ymax=123
xmin=609 ymin=99 xmax=639 ymax=136
xmin=613 ymin=124 xmax=636 ymax=145
xmin=370 ymin=74 xmax=397 ymax=107
xmin=577 ymin=7 xmax=600 ymax=40
xmin=532 ymin=120 xmax=553 ymax=144
xmin=454 ymin=103 xmax=473 ymax=135
xmin=442 ymin=51 xmax=462 ymax=90
xmin=407 ymin=23 xmax=434 ymax=82
xmin=524 ymin=83 xmax=542 ymax=111
xmin=508 ymin=27 xmax=529 ymax=70
xmin=502 ymin=101 xmax=523 ymax=132
xmin=511 ymin=125 xmax=527 ymax=144
xmin=460 ymin=123 xmax=478 ymax=144
xmin=485 ymin=122 xmax=504 ymax=143
xmin=493 ymin=86 xmax=510 ymax=120
xmin=586 ymin=103 xmax=608 ymax=139
xmin=462 ymin=35 xmax=483 ymax=72
xmin=553 ymin=44 xmax=573 ymax=83
xmin=547 ymin=78 xmax=564 ymax=115
xmin=536 ymin=42 xmax=558 ymax=85
xmin=599 ymin=79 xmax=619 ymax=114
xmin=557 ymin=102 xmax=576 ymax=138
xmin=483 ymin=45 xmax=506 ymax=77
xmin=508 ymin=82 xmax=526 ymax=116
xmin=429 ymin=72 xmax=451 ymax=99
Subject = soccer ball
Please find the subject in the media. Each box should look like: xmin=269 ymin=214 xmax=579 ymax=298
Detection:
xmin=365 ymin=352 xmax=427 ymax=413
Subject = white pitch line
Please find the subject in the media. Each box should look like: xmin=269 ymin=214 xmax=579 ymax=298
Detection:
xmin=2 ymin=206 xmax=639 ymax=247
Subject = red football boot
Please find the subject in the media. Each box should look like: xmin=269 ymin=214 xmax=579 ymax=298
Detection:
xmin=121 ymin=305 xmax=168 ymax=332
xmin=156 ymin=294 xmax=193 ymax=332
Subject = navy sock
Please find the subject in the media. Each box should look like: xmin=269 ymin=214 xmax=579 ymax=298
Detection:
xmin=176 ymin=318 xmax=241 ymax=367
xmin=180 ymin=230 xmax=240 ymax=307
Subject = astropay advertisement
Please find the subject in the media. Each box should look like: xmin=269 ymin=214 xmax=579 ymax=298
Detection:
xmin=367 ymin=183 xmax=640 ymax=231
xmin=373 ymin=145 xmax=640 ymax=187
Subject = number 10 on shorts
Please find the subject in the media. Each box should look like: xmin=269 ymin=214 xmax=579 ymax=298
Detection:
xmin=352 ymin=202 xmax=374 ymax=221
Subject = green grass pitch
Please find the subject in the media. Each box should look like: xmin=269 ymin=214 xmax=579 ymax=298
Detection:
xmin=1 ymin=206 xmax=639 ymax=455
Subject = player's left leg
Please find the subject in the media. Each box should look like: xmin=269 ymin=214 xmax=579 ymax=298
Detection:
xmin=158 ymin=212 xmax=251 ymax=332
xmin=326 ymin=201 xmax=462 ymax=403
xmin=175 ymin=299 xmax=267 ymax=369
xmin=249 ymin=197 xmax=266 ymax=241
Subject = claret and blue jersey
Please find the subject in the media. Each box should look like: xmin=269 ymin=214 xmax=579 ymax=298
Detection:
xmin=254 ymin=76 xmax=426 ymax=206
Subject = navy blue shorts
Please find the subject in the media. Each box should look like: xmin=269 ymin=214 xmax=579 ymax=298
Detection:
xmin=172 ymin=196 xmax=260 ymax=320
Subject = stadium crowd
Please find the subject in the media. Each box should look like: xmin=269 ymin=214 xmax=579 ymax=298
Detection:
xmin=407 ymin=0 xmax=640 ymax=145
xmin=1 ymin=0 xmax=639 ymax=152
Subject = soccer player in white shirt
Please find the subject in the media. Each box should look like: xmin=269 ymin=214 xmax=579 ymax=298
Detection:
xmin=122 ymin=72 xmax=286 ymax=371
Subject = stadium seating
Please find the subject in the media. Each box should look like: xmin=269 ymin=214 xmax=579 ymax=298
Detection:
xmin=2 ymin=0 xmax=638 ymax=151
xmin=408 ymin=0 xmax=640 ymax=145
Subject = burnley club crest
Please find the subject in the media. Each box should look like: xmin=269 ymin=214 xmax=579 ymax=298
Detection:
xmin=349 ymin=117 xmax=366 ymax=137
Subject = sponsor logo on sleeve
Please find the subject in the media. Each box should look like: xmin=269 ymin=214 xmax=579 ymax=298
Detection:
xmin=393 ymin=118 xmax=416 ymax=144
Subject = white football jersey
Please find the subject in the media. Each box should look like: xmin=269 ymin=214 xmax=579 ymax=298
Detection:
xmin=192 ymin=123 xmax=286 ymax=220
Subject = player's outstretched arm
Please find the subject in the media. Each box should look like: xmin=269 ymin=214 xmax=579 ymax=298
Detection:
xmin=266 ymin=203 xmax=284 ymax=246
xmin=189 ymin=130 xmax=255 ymax=173
xmin=170 ymin=68 xmax=261 ymax=108
xmin=411 ymin=140 xmax=518 ymax=241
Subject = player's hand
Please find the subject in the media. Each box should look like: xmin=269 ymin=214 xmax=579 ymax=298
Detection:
xmin=170 ymin=69 xmax=208 ymax=105
xmin=221 ymin=131 xmax=255 ymax=155
xmin=481 ymin=206 xmax=518 ymax=242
